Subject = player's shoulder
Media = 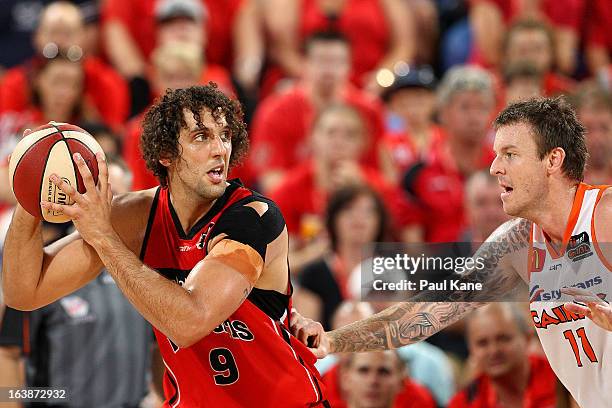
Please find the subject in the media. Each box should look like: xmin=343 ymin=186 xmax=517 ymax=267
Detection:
xmin=486 ymin=217 xmax=532 ymax=243
xmin=224 ymin=190 xmax=285 ymax=229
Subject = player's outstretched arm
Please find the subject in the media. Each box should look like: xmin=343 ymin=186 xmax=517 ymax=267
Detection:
xmin=298 ymin=217 xmax=531 ymax=356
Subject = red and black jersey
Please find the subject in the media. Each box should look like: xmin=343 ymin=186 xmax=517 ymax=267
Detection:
xmin=140 ymin=180 xmax=328 ymax=407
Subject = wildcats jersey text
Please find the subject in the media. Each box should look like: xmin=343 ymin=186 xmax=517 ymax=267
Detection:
xmin=529 ymin=183 xmax=611 ymax=408
xmin=140 ymin=180 xmax=328 ymax=407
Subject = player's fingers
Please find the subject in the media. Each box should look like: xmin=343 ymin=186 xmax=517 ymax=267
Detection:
xmin=50 ymin=174 xmax=83 ymax=205
xmin=107 ymin=183 xmax=113 ymax=203
xmin=595 ymin=304 xmax=612 ymax=317
xmin=564 ymin=302 xmax=591 ymax=317
xmin=40 ymin=200 xmax=78 ymax=217
xmin=73 ymin=153 xmax=96 ymax=193
xmin=96 ymin=152 xmax=108 ymax=195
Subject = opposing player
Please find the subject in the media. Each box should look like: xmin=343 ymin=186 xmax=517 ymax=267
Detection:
xmin=294 ymin=97 xmax=611 ymax=408
xmin=2 ymin=84 xmax=329 ymax=407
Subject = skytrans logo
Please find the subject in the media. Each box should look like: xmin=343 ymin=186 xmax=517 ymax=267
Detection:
xmin=530 ymin=276 xmax=603 ymax=302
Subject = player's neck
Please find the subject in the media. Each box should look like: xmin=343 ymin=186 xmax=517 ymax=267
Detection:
xmin=530 ymin=182 xmax=579 ymax=244
xmin=168 ymin=186 xmax=217 ymax=234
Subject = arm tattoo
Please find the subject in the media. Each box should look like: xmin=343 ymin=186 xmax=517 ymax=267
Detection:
xmin=328 ymin=218 xmax=532 ymax=353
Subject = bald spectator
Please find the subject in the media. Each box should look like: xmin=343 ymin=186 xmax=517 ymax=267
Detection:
xmin=402 ymin=65 xmax=496 ymax=242
xmin=448 ymin=304 xmax=557 ymax=408
xmin=0 ymin=2 xmax=128 ymax=130
xmin=571 ymin=82 xmax=612 ymax=185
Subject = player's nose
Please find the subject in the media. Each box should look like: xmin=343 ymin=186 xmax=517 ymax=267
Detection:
xmin=490 ymin=156 xmax=504 ymax=176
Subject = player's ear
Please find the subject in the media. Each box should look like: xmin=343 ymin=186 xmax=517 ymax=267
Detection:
xmin=546 ymin=147 xmax=566 ymax=175
xmin=159 ymin=157 xmax=172 ymax=167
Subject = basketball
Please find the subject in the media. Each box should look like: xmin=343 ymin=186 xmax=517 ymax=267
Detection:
xmin=8 ymin=122 xmax=104 ymax=223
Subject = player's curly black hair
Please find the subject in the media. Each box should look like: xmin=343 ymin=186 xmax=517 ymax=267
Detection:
xmin=140 ymin=83 xmax=248 ymax=187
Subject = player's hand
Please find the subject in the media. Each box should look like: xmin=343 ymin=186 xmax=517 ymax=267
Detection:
xmin=290 ymin=308 xmax=330 ymax=358
xmin=562 ymin=287 xmax=612 ymax=332
xmin=41 ymin=151 xmax=115 ymax=247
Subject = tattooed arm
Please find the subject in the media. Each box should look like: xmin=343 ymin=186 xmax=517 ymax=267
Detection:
xmin=322 ymin=217 xmax=532 ymax=353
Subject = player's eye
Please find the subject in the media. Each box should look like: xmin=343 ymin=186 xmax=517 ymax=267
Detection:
xmin=505 ymin=152 xmax=515 ymax=159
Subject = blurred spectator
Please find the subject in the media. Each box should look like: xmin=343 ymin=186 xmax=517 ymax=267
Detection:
xmin=341 ymin=351 xmax=435 ymax=408
xmin=81 ymin=122 xmax=122 ymax=156
xmin=0 ymin=157 xmax=157 ymax=408
xmin=586 ymin=0 xmax=612 ymax=76
xmin=123 ymin=41 xmax=207 ymax=190
xmin=270 ymin=104 xmax=420 ymax=273
xmin=502 ymin=19 xmax=575 ymax=97
xmin=0 ymin=0 xmax=96 ymax=70
xmin=379 ymin=65 xmax=439 ymax=183
xmin=571 ymin=82 xmax=612 ymax=184
xmin=126 ymin=0 xmax=236 ymax=117
xmin=404 ymin=0 xmax=439 ymax=65
xmin=402 ymin=65 xmax=496 ymax=242
xmin=295 ymin=185 xmax=388 ymax=330
xmin=448 ymin=303 xmax=557 ymax=408
xmin=469 ymin=0 xmax=584 ymax=74
xmin=101 ymin=0 xmax=262 ymax=95
xmin=3 ymin=55 xmax=99 ymax=129
xmin=502 ymin=62 xmax=544 ymax=105
xmin=462 ymin=170 xmax=511 ymax=243
xmin=249 ymin=31 xmax=385 ymax=193
xmin=263 ymin=0 xmax=414 ymax=94
xmin=0 ymin=1 xmax=129 ymax=130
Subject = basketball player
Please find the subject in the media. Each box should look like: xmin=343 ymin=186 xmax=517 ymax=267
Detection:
xmin=2 ymin=84 xmax=329 ymax=406
xmin=293 ymin=97 xmax=611 ymax=408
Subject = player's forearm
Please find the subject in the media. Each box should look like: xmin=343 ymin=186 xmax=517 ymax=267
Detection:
xmin=2 ymin=207 xmax=44 ymax=309
xmin=92 ymin=233 xmax=211 ymax=347
xmin=327 ymin=301 xmax=481 ymax=353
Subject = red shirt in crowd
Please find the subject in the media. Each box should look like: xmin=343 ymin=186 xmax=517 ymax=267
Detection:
xmin=249 ymin=85 xmax=384 ymax=179
xmin=101 ymin=0 xmax=243 ymax=70
xmin=448 ymin=355 xmax=557 ymax=408
xmin=382 ymin=125 xmax=446 ymax=176
xmin=0 ymin=57 xmax=129 ymax=130
xmin=403 ymin=130 xmax=495 ymax=242
xmin=322 ymin=364 xmax=436 ymax=408
xmin=470 ymin=0 xmax=585 ymax=30
xmin=268 ymin=160 xmax=419 ymax=240
xmin=587 ymin=0 xmax=612 ymax=52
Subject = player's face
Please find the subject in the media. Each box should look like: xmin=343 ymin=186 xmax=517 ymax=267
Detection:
xmin=169 ymin=108 xmax=232 ymax=200
xmin=490 ymin=123 xmax=548 ymax=217
xmin=467 ymin=313 xmax=527 ymax=378
xmin=343 ymin=353 xmax=403 ymax=408
xmin=335 ymin=194 xmax=381 ymax=246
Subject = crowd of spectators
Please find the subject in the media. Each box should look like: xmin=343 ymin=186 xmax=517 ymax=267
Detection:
xmin=1 ymin=0 xmax=610 ymax=407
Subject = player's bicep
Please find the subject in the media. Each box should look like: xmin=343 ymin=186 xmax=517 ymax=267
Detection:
xmin=184 ymin=240 xmax=263 ymax=331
